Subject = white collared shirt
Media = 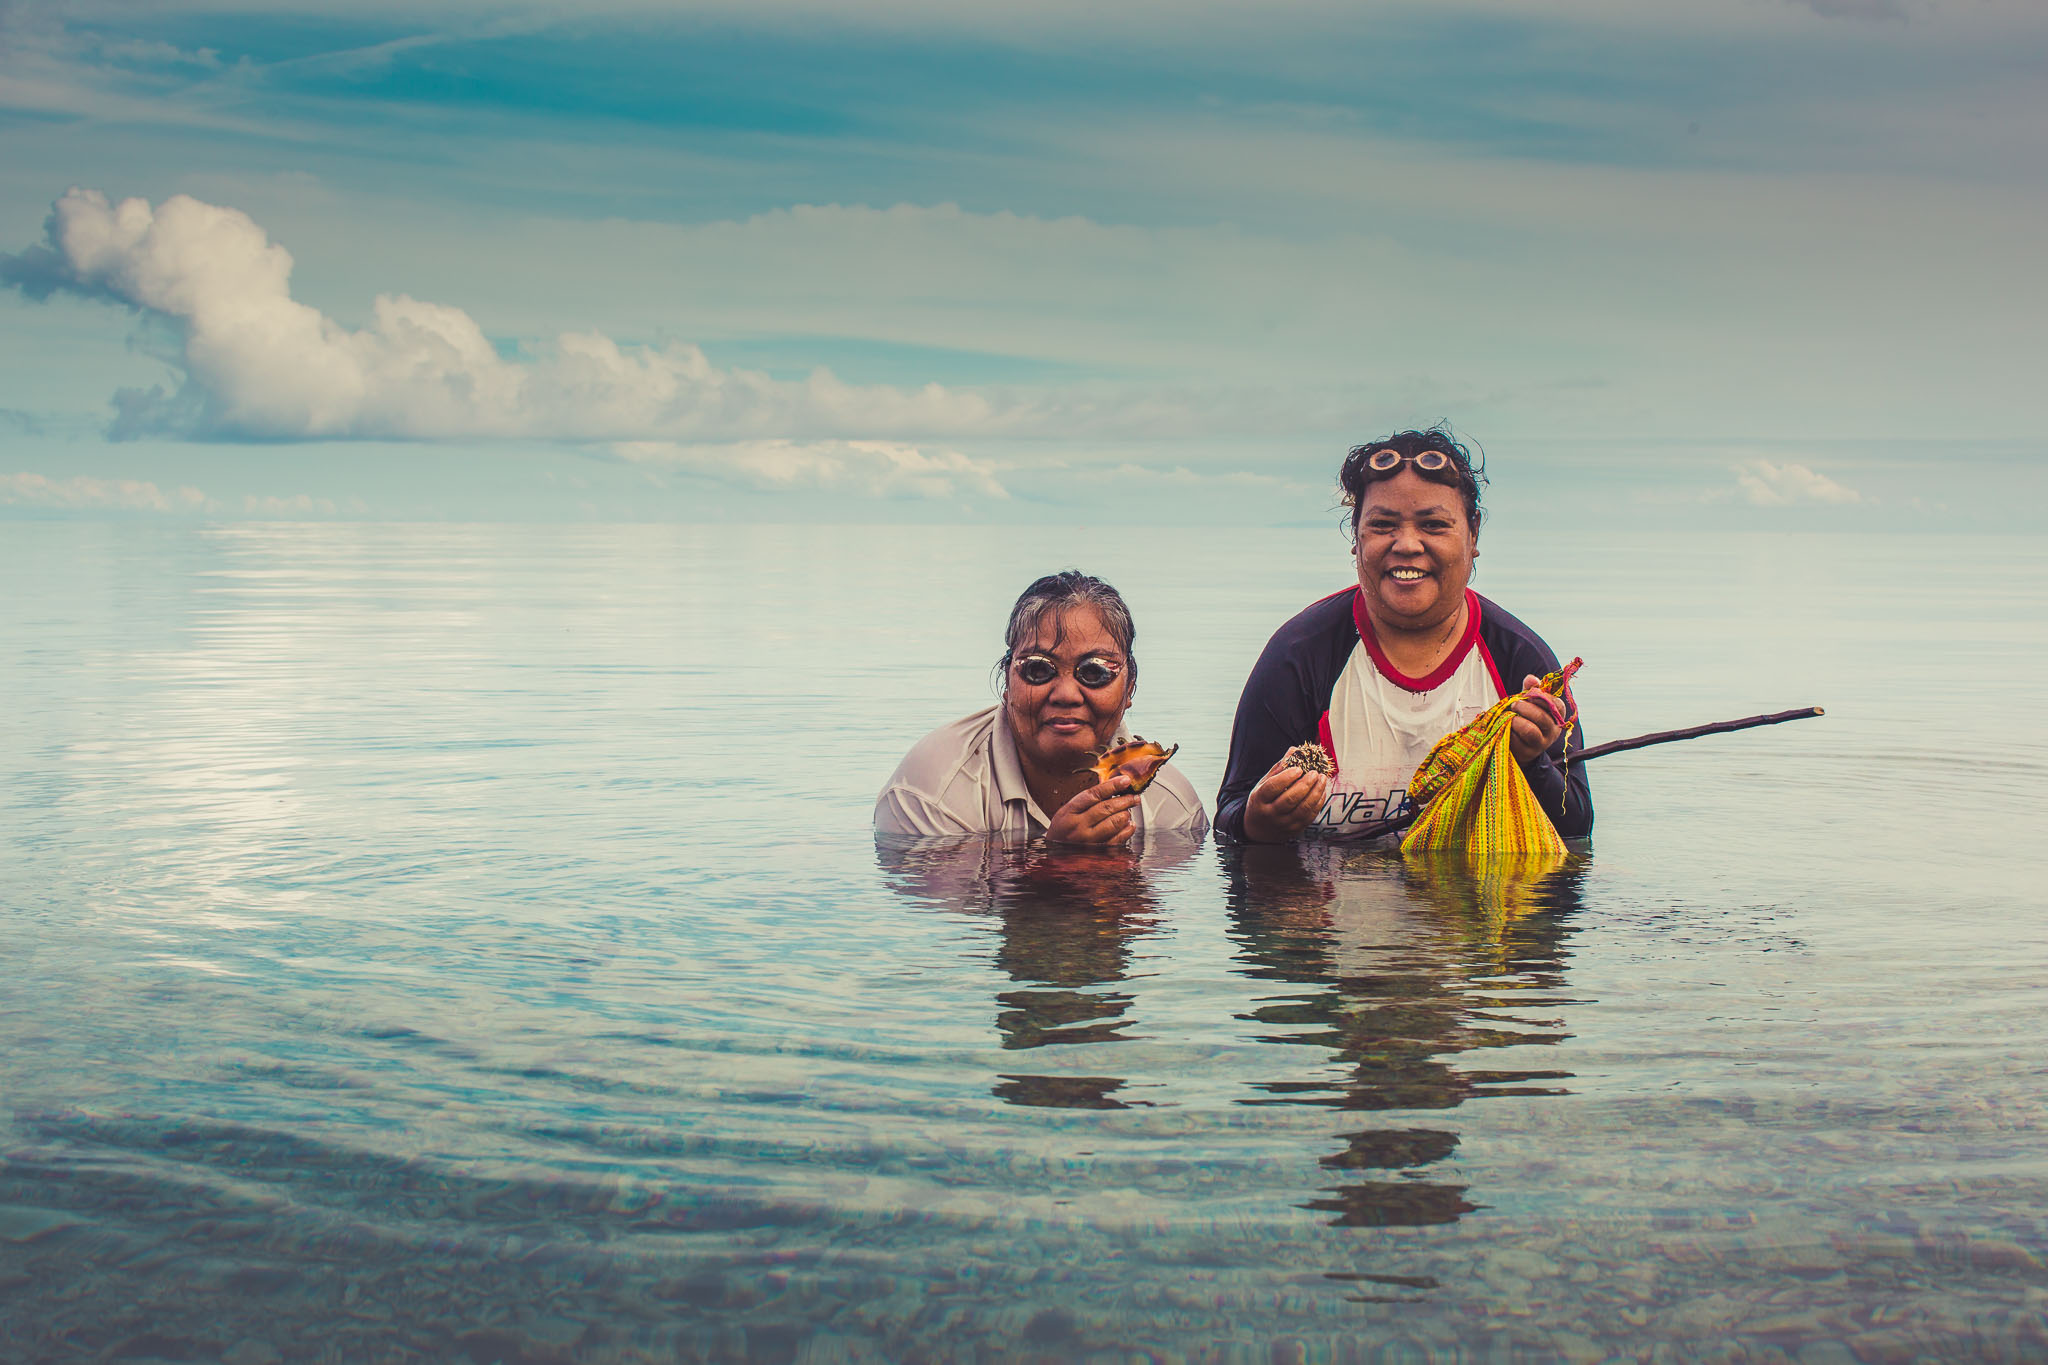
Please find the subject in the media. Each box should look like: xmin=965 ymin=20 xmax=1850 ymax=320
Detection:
xmin=874 ymin=706 xmax=1209 ymax=838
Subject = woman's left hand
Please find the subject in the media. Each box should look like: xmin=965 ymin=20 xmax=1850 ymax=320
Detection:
xmin=1046 ymin=775 xmax=1142 ymax=846
xmin=1508 ymin=674 xmax=1569 ymax=765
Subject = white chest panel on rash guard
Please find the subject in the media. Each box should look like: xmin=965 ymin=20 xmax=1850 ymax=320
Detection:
xmin=1307 ymin=642 xmax=1499 ymax=839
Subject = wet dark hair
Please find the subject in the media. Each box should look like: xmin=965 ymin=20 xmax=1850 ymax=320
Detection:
xmin=1339 ymin=425 xmax=1487 ymax=535
xmin=996 ymin=570 xmax=1137 ymax=690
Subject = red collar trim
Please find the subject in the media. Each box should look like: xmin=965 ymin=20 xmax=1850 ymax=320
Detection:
xmin=1352 ymin=587 xmax=1483 ymax=693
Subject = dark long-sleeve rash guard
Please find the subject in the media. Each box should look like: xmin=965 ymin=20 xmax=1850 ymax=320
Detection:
xmin=1214 ymin=587 xmax=1593 ymax=844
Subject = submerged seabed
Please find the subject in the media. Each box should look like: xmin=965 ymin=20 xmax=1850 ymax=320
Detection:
xmin=3 ymin=523 xmax=2047 ymax=1362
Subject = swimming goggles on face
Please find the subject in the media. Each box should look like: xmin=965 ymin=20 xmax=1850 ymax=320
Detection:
xmin=1012 ymin=654 xmax=1123 ymax=689
xmin=1365 ymin=448 xmax=1453 ymax=473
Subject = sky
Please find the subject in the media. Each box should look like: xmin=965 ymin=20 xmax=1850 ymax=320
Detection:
xmin=1 ymin=0 xmax=2043 ymax=526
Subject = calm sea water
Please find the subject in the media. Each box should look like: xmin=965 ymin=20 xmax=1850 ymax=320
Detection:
xmin=3 ymin=521 xmax=2046 ymax=1363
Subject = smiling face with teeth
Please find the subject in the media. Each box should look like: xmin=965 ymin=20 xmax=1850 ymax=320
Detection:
xmin=1352 ymin=468 xmax=1478 ymax=645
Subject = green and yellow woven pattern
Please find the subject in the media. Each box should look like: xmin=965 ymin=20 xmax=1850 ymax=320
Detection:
xmin=1400 ymin=658 xmax=1582 ymax=858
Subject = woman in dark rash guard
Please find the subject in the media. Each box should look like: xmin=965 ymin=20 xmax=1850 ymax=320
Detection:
xmin=1214 ymin=427 xmax=1591 ymax=845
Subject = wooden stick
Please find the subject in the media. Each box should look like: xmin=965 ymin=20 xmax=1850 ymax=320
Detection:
xmin=1370 ymin=706 xmax=1824 ymax=839
xmin=1569 ymin=706 xmax=1824 ymax=763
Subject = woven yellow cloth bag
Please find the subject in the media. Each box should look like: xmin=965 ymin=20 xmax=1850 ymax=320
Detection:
xmin=1400 ymin=658 xmax=1582 ymax=858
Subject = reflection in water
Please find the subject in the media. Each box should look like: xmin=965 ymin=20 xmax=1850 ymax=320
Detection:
xmin=875 ymin=832 xmax=1583 ymax=1214
xmin=876 ymin=832 xmax=1201 ymax=1109
xmin=991 ymin=1074 xmax=1134 ymax=1110
xmin=1223 ymin=843 xmax=1586 ymax=1228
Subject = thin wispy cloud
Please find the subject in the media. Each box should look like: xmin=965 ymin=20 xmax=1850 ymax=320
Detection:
xmin=613 ymin=439 xmax=1007 ymax=501
xmin=1734 ymin=460 xmax=1865 ymax=507
xmin=1789 ymin=0 xmax=1906 ymax=21
xmin=0 ymin=470 xmax=208 ymax=511
xmin=243 ymin=492 xmax=363 ymax=517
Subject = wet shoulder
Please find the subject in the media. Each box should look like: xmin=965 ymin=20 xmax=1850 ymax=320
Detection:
xmin=885 ymin=706 xmax=1000 ymax=790
xmin=1474 ymin=593 xmax=1562 ymax=672
xmin=1258 ymin=586 xmax=1361 ymax=664
xmin=1143 ymin=763 xmax=1210 ymax=834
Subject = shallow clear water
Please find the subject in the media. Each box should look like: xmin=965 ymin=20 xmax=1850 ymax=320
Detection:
xmin=3 ymin=521 xmax=2046 ymax=1363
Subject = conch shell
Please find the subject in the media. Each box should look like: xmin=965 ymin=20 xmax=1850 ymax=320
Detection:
xmin=1087 ymin=737 xmax=1180 ymax=794
xmin=1280 ymin=741 xmax=1334 ymax=777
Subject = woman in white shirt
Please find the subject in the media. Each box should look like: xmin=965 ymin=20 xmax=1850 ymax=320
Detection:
xmin=875 ymin=572 xmax=1208 ymax=842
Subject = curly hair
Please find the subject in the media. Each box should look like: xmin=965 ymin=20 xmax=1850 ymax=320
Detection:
xmin=1339 ymin=424 xmax=1487 ymax=534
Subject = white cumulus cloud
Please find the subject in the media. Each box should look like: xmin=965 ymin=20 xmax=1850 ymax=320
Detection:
xmin=612 ymin=439 xmax=1008 ymax=500
xmin=1733 ymin=460 xmax=1865 ymax=507
xmin=0 ymin=188 xmax=1009 ymax=445
xmin=0 ymin=470 xmax=208 ymax=511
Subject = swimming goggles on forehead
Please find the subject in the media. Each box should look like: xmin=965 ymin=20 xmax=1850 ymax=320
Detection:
xmin=1011 ymin=654 xmax=1124 ymax=689
xmin=1365 ymin=448 xmax=1453 ymax=473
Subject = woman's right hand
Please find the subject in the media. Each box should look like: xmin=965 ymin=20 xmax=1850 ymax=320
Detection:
xmin=1241 ymin=759 xmax=1330 ymax=842
xmin=1046 ymin=774 xmax=1143 ymax=846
